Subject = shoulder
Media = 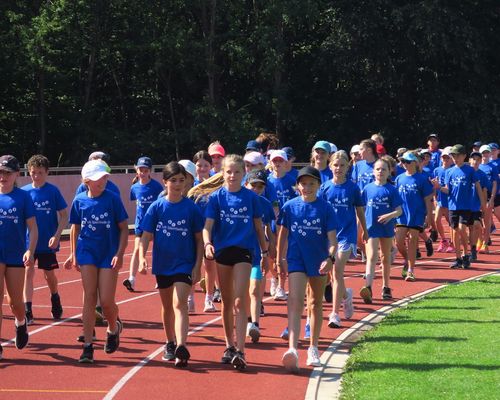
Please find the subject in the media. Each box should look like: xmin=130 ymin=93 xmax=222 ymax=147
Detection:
xmin=20 ymin=183 xmax=33 ymax=192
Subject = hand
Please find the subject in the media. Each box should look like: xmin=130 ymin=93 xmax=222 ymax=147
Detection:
xmin=319 ymin=259 xmax=333 ymax=275
xmin=377 ymin=213 xmax=393 ymax=225
xmin=362 ymin=230 xmax=369 ymax=243
xmin=23 ymin=250 xmax=34 ymax=267
xmin=205 ymin=243 xmax=215 ymax=260
xmin=269 ymin=246 xmax=277 ymax=260
xmin=111 ymin=254 xmax=124 ymax=270
xmin=138 ymin=258 xmax=148 ymax=274
xmin=260 ymin=256 xmax=269 ymax=274
xmin=48 ymin=236 xmax=60 ymax=250
xmin=431 ymin=178 xmax=440 ymax=190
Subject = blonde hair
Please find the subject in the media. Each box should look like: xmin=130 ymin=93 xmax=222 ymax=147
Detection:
xmin=187 ymin=172 xmax=224 ymax=203
xmin=329 ymin=150 xmax=349 ymax=169
xmin=222 ymin=154 xmax=245 ymax=172
xmin=371 ymin=133 xmax=384 ymax=145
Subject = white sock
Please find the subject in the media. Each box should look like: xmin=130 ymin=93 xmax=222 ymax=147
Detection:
xmin=15 ymin=318 xmax=26 ymax=327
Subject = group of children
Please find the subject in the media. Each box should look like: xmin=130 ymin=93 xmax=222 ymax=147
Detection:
xmin=0 ymin=132 xmax=498 ymax=373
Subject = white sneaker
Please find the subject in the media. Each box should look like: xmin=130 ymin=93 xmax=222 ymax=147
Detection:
xmin=282 ymin=348 xmax=299 ymax=373
xmin=342 ymin=288 xmax=354 ymax=319
xmin=274 ymin=286 xmax=288 ymax=301
xmin=247 ymin=322 xmax=260 ymax=343
xmin=187 ymin=295 xmax=195 ymax=313
xmin=328 ymin=312 xmax=341 ymax=328
xmin=203 ymin=299 xmax=217 ymax=312
xmin=306 ymin=346 xmax=321 ymax=367
xmin=270 ymin=277 xmax=278 ymax=297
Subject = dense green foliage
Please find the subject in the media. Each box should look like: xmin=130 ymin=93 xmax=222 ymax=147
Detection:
xmin=1 ymin=1 xmax=499 ymax=165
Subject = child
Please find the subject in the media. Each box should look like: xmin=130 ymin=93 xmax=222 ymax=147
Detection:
xmin=203 ymin=154 xmax=268 ymax=370
xmin=310 ymin=141 xmax=333 ymax=183
xmin=139 ymin=162 xmax=203 ymax=367
xmin=319 ymin=152 xmax=367 ymax=328
xmin=0 ymin=155 xmax=37 ymax=359
xmin=469 ymin=152 xmax=488 ymax=261
xmin=123 ymin=157 xmax=163 ymax=292
xmin=360 ymin=159 xmax=403 ymax=303
xmin=351 ymin=139 xmax=378 ymax=190
xmin=208 ymin=142 xmax=225 ymax=174
xmin=68 ymin=159 xmax=128 ymax=363
xmin=193 ymin=150 xmax=213 ymax=185
xmin=75 ymin=151 xmax=120 ymax=196
xmin=477 ymin=145 xmax=498 ymax=253
xmin=278 ymin=166 xmax=337 ymax=372
xmin=21 ymin=155 xmax=68 ymax=324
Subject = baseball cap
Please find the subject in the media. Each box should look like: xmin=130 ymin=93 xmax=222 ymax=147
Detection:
xmin=208 ymin=143 xmax=225 ymax=157
xmin=396 ymin=147 xmax=408 ymax=158
xmin=244 ymin=151 xmax=266 ymax=165
xmin=488 ymin=142 xmax=499 ymax=150
xmin=450 ymin=144 xmax=466 ymax=155
xmin=473 ymin=141 xmax=482 ymax=148
xmin=350 ymin=144 xmax=360 ymax=154
xmin=282 ymin=147 xmax=295 ymax=159
xmin=479 ymin=145 xmax=491 ymax=154
xmin=88 ymin=151 xmax=110 ymax=162
xmin=82 ymin=160 xmax=110 ymax=181
xmin=401 ymin=152 xmax=418 ymax=162
xmin=312 ymin=140 xmax=331 ymax=153
xmin=376 ymin=144 xmax=386 ymax=155
xmin=247 ymin=169 xmax=267 ymax=185
xmin=441 ymin=146 xmax=453 ymax=156
xmin=427 ymin=133 xmax=439 ymax=141
xmin=269 ymin=150 xmax=288 ymax=162
xmin=245 ymin=140 xmax=261 ymax=152
xmin=329 ymin=143 xmax=338 ymax=153
xmin=136 ymin=156 xmax=153 ymax=169
xmin=470 ymin=151 xmax=482 ymax=159
xmin=296 ymin=166 xmax=321 ymax=183
xmin=420 ymin=148 xmax=431 ymax=156
xmin=178 ymin=160 xmax=196 ymax=180
xmin=0 ymin=155 xmax=20 ymax=172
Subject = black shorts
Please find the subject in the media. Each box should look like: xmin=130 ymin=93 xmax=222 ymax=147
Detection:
xmin=35 ymin=253 xmax=59 ymax=270
xmin=215 ymin=246 xmax=252 ymax=266
xmin=396 ymin=224 xmax=424 ymax=233
xmin=471 ymin=211 xmax=483 ymax=223
xmin=134 ymin=232 xmax=143 ymax=238
xmin=155 ymin=273 xmax=192 ymax=289
xmin=449 ymin=210 xmax=473 ymax=229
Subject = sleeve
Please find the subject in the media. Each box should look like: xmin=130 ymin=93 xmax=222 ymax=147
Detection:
xmin=140 ymin=202 xmax=157 ymax=233
xmin=266 ymin=201 xmax=276 ymax=223
xmin=252 ymin=192 xmax=263 ymax=218
xmin=264 ymin=181 xmax=278 ymax=204
xmin=23 ymin=192 xmax=36 ymax=219
xmin=420 ymin=175 xmax=434 ymax=197
xmin=276 ymin=203 xmax=289 ymax=227
xmin=130 ymin=185 xmax=136 ymax=201
xmin=204 ymin=192 xmax=219 ymax=220
xmin=54 ymin=186 xmax=68 ymax=210
xmin=353 ymin=184 xmax=365 ymax=207
xmin=191 ymin=203 xmax=205 ymax=233
xmin=472 ymin=169 xmax=480 ymax=184
xmin=391 ymin=186 xmax=403 ymax=208
xmin=69 ymin=199 xmax=81 ymax=225
xmin=113 ymin=194 xmax=129 ymax=223
xmin=326 ymin=202 xmax=338 ymax=232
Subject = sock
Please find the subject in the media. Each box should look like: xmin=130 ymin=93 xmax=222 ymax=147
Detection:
xmin=25 ymin=302 xmax=32 ymax=312
xmin=128 ymin=276 xmax=135 ymax=284
xmin=254 ymin=322 xmax=259 ymax=327
xmin=15 ymin=318 xmax=26 ymax=327
xmin=305 ymin=316 xmax=310 ymax=325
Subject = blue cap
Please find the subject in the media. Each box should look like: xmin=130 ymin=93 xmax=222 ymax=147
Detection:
xmin=245 ymin=140 xmax=261 ymax=152
xmin=488 ymin=142 xmax=499 ymax=150
xmin=136 ymin=156 xmax=153 ymax=168
xmin=313 ymin=140 xmax=331 ymax=153
xmin=402 ymin=152 xmax=418 ymax=162
xmin=473 ymin=141 xmax=482 ymax=147
xmin=282 ymin=146 xmax=295 ymax=159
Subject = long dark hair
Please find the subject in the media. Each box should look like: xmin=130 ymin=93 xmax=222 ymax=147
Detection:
xmin=163 ymin=161 xmax=187 ymax=181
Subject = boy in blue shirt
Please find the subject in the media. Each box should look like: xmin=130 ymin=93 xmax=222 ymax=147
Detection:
xmin=22 ymin=155 xmax=68 ymax=324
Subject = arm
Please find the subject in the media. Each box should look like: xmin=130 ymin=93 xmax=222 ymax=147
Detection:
xmin=276 ymin=225 xmax=288 ymax=275
xmin=355 ymin=206 xmax=368 ymax=243
xmin=24 ymin=217 xmax=38 ymax=267
xmin=378 ymin=206 xmax=403 ymax=224
xmin=488 ymin=180 xmax=496 ymax=209
xmin=319 ymin=230 xmax=337 ymax=275
xmin=49 ymin=208 xmax=68 ymax=249
xmin=475 ymin=181 xmax=486 ymax=211
xmin=424 ymin=194 xmax=434 ymax=227
xmin=431 ymin=178 xmax=449 ymax=194
xmin=68 ymin=224 xmax=80 ymax=271
xmin=253 ymin=217 xmax=269 ymax=271
xmin=203 ymin=218 xmax=215 ymax=260
xmin=110 ymin=220 xmax=128 ymax=270
xmin=138 ymin=231 xmax=152 ymax=273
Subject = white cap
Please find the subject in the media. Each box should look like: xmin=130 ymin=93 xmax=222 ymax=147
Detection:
xmin=441 ymin=146 xmax=453 ymax=156
xmin=479 ymin=144 xmax=492 ymax=154
xmin=244 ymin=151 xmax=266 ymax=165
xmin=269 ymin=150 xmax=288 ymax=162
xmin=329 ymin=142 xmax=338 ymax=153
xmin=350 ymin=144 xmax=360 ymax=154
xmin=82 ymin=160 xmax=110 ymax=181
xmin=179 ymin=160 xmax=196 ymax=180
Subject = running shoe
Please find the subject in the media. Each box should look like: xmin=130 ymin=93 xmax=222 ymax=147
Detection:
xmin=382 ymin=287 xmax=393 ymax=300
xmin=199 ymin=277 xmax=206 ymax=293
xmin=221 ymin=346 xmax=237 ymax=364
xmin=470 ymin=247 xmax=478 ymax=262
xmin=306 ymin=346 xmax=321 ymax=367
xmin=401 ymin=263 xmax=408 ymax=279
xmin=445 ymin=242 xmax=456 ymax=253
xmin=280 ymin=327 xmax=289 ymax=340
xmin=25 ymin=310 xmax=34 ymax=326
xmin=260 ymin=303 xmax=265 ymax=317
xmin=450 ymin=258 xmax=463 ymax=269
xmin=231 ymin=351 xmax=247 ymax=371
xmin=78 ymin=343 xmax=94 ymax=363
xmin=274 ymin=287 xmax=288 ymax=301
xmin=187 ymin=295 xmax=195 ymax=313
xmin=212 ymin=288 xmax=221 ymax=303
xmin=436 ymin=240 xmax=447 ymax=253
xmin=247 ymin=322 xmax=260 ymax=343
xmin=203 ymin=299 xmax=217 ymax=313
xmin=425 ymin=239 xmax=434 ymax=257
xmin=77 ymin=329 xmax=96 ymax=343
xmin=174 ymin=345 xmax=190 ymax=368
xmin=304 ymin=323 xmax=311 ymax=339
xmin=51 ymin=293 xmax=63 ymax=320
xmin=430 ymin=229 xmax=438 ymax=242
xmin=324 ymin=283 xmax=333 ymax=303
xmin=360 ymin=286 xmax=373 ymax=304
xmin=328 ymin=312 xmax=341 ymax=328
xmin=15 ymin=321 xmax=29 ymax=349
xmin=405 ymin=272 xmax=416 ymax=282
xmin=462 ymin=254 xmax=471 ymax=269
xmin=416 ymin=249 xmax=422 ymax=259
xmin=162 ymin=341 xmax=176 ymax=361
xmin=270 ymin=277 xmax=278 ymax=297
xmin=104 ymin=320 xmax=122 ymax=354
xmin=122 ymin=278 xmax=135 ymax=292
xmin=95 ymin=306 xmax=105 ymax=326
xmin=282 ymin=348 xmax=299 ymax=373
xmin=342 ymin=288 xmax=354 ymax=319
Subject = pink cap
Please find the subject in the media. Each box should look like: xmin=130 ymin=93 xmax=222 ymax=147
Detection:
xmin=269 ymin=150 xmax=288 ymax=162
xmin=208 ymin=143 xmax=225 ymax=157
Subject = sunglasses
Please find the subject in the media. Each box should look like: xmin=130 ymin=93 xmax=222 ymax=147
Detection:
xmin=401 ymin=160 xmax=414 ymax=164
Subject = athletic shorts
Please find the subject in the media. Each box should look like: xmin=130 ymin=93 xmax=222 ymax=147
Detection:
xmin=250 ymin=264 xmax=263 ymax=280
xmin=134 ymin=231 xmax=143 ymax=238
xmin=215 ymin=246 xmax=252 ymax=266
xmin=396 ymin=224 xmax=424 ymax=233
xmin=471 ymin=211 xmax=483 ymax=223
xmin=155 ymin=273 xmax=192 ymax=289
xmin=4 ymin=264 xmax=24 ymax=269
xmin=337 ymin=241 xmax=356 ymax=255
xmin=449 ymin=210 xmax=473 ymax=229
xmin=35 ymin=253 xmax=59 ymax=270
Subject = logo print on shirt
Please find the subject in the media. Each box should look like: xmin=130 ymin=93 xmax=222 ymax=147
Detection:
xmin=156 ymin=219 xmax=188 ymax=237
xmin=138 ymin=194 xmax=155 ymax=209
xmin=290 ymin=218 xmax=322 ymax=236
xmin=398 ymin=183 xmax=418 ymax=195
xmin=82 ymin=213 xmax=111 ymax=231
xmin=0 ymin=207 xmax=18 ymax=225
xmin=449 ymin=175 xmax=468 ymax=188
xmin=34 ymin=200 xmax=52 ymax=214
xmin=220 ymin=207 xmax=250 ymax=225
xmin=366 ymin=196 xmax=390 ymax=210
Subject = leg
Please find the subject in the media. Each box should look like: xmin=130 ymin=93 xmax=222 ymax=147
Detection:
xmin=379 ymin=237 xmax=394 ymax=288
xmin=407 ymin=229 xmax=419 ymax=273
xmin=217 ymin=264 xmax=235 ymax=348
xmin=332 ymin=250 xmax=350 ymax=314
xmin=97 ymin=268 xmax=119 ymax=333
xmin=287 ymin=272 xmax=307 ymax=350
xmin=158 ymin=286 xmax=175 ymax=342
xmin=44 ymin=269 xmax=59 ymax=294
xmin=23 ymin=264 xmax=35 ymax=304
xmin=172 ymin=282 xmax=191 ymax=346
xmin=5 ymin=267 xmax=27 ymax=323
xmin=307 ymin=275 xmax=327 ymax=348
xmin=204 ymin=258 xmax=216 ymax=298
xmin=0 ymin=263 xmax=5 ymax=338
xmin=365 ymin=237 xmax=379 ymax=287
xmin=232 ymin=262 xmax=251 ymax=352
xmin=395 ymin=227 xmax=408 ymax=265
xmin=80 ymin=265 xmax=98 ymax=344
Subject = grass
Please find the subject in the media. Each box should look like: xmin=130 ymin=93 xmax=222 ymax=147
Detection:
xmin=340 ymin=275 xmax=500 ymax=400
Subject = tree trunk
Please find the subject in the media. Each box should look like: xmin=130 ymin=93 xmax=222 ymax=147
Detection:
xmin=37 ymin=68 xmax=47 ymax=155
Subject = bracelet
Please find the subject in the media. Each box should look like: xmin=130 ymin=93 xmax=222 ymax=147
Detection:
xmin=204 ymin=242 xmax=213 ymax=249
xmin=260 ymin=250 xmax=269 ymax=256
xmin=328 ymin=254 xmax=336 ymax=263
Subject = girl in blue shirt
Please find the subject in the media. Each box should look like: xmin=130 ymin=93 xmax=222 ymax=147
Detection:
xmin=310 ymin=141 xmax=333 ymax=183
xmin=193 ymin=150 xmax=213 ymax=186
xmin=351 ymin=139 xmax=378 ymax=191
xmin=433 ymin=148 xmax=454 ymax=253
xmin=139 ymin=162 xmax=204 ymax=367
xmin=204 ymin=154 xmax=268 ymax=370
xmin=478 ymin=146 xmax=498 ymax=253
xmin=68 ymin=159 xmax=129 ymax=363
xmin=360 ymin=159 xmax=402 ymax=303
xmin=0 ymin=155 xmax=38 ymax=359
xmin=123 ymin=157 xmax=163 ymax=293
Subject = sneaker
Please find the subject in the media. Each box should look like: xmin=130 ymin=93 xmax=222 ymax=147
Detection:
xmin=470 ymin=247 xmax=478 ymax=261
xmin=199 ymin=277 xmax=206 ymax=293
xmin=445 ymin=243 xmax=456 ymax=253
xmin=274 ymin=286 xmax=287 ymax=301
xmin=360 ymin=286 xmax=372 ymax=304
xmin=328 ymin=312 xmax=341 ymax=328
xmin=430 ymin=229 xmax=438 ymax=242
xmin=342 ymin=288 xmax=354 ymax=319
xmin=436 ymin=240 xmax=447 ymax=252
xmin=401 ymin=263 xmax=408 ymax=279
xmin=304 ymin=323 xmax=311 ymax=339
xmin=188 ymin=295 xmax=195 ymax=313
xmin=77 ymin=329 xmax=96 ymax=343
xmin=382 ymin=287 xmax=392 ymax=300
xmin=78 ymin=343 xmax=94 ymax=363
xmin=247 ymin=322 xmax=260 ymax=343
xmin=221 ymin=346 xmax=237 ymax=364
xmin=306 ymin=346 xmax=321 ymax=367
xmin=280 ymin=327 xmax=289 ymax=341
xmin=324 ymin=283 xmax=333 ymax=303
xmin=462 ymin=254 xmax=471 ymax=269
xmin=104 ymin=320 xmax=122 ymax=354
xmin=282 ymin=348 xmax=299 ymax=373
xmin=416 ymin=249 xmax=422 ymax=259
xmin=25 ymin=310 xmax=34 ymax=326
xmin=95 ymin=306 xmax=105 ymax=326
xmin=122 ymin=278 xmax=134 ymax=292
xmin=450 ymin=258 xmax=463 ymax=269
xmin=270 ymin=277 xmax=278 ymax=297
xmin=51 ymin=293 xmax=63 ymax=320
xmin=203 ymin=299 xmax=217 ymax=312
xmin=15 ymin=321 xmax=29 ymax=349
xmin=405 ymin=271 xmax=416 ymax=282
xmin=231 ymin=351 xmax=247 ymax=370
xmin=425 ymin=239 xmax=434 ymax=257
xmin=174 ymin=345 xmax=190 ymax=368
xmin=162 ymin=341 xmax=176 ymax=361
xmin=260 ymin=303 xmax=265 ymax=317
xmin=212 ymin=288 xmax=221 ymax=303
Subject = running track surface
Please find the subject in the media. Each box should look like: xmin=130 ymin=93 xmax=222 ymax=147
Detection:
xmin=1 ymin=233 xmax=498 ymax=399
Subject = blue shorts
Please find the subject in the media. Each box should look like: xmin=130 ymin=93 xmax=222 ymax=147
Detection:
xmin=250 ymin=264 xmax=262 ymax=280
xmin=288 ymin=262 xmax=322 ymax=278
xmin=337 ymin=241 xmax=356 ymax=255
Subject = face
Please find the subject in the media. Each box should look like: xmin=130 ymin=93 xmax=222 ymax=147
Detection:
xmin=450 ymin=153 xmax=466 ymax=165
xmin=136 ymin=166 xmax=150 ymax=181
xmin=441 ymin=155 xmax=452 ymax=167
xmin=421 ymin=154 xmax=430 ymax=166
xmin=29 ymin=166 xmax=48 ymax=186
xmin=211 ymin=154 xmax=223 ymax=170
xmin=223 ymin=161 xmax=244 ymax=188
xmin=85 ymin=175 xmax=108 ymax=194
xmin=331 ymin=158 xmax=348 ymax=178
xmin=481 ymin=151 xmax=491 ymax=162
xmin=0 ymin=170 xmax=18 ymax=191
xmin=246 ymin=181 xmax=265 ymax=196
xmin=359 ymin=144 xmax=370 ymax=160
xmin=271 ymin=157 xmax=286 ymax=173
xmin=313 ymin=148 xmax=328 ymax=164
xmin=470 ymin=156 xmax=481 ymax=169
xmin=351 ymin=152 xmax=361 ymax=163
xmin=164 ymin=173 xmax=186 ymax=197
xmin=196 ymin=158 xmax=212 ymax=179
xmin=427 ymin=138 xmax=439 ymax=150
xmin=297 ymin=176 xmax=320 ymax=197
xmin=183 ymin=174 xmax=194 ymax=195
xmin=491 ymin=148 xmax=498 ymax=158
xmin=373 ymin=160 xmax=389 ymax=182
xmin=402 ymin=159 xmax=416 ymax=172
xmin=244 ymin=161 xmax=258 ymax=173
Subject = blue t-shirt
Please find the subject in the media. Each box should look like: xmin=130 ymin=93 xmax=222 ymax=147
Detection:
xmin=267 ymin=173 xmax=297 ymax=208
xmin=395 ymin=172 xmax=433 ymax=227
xmin=433 ymin=166 xmax=450 ymax=208
xmin=319 ymin=167 xmax=333 ymax=184
xmin=318 ymin=179 xmax=364 ymax=246
xmin=75 ymin=180 xmax=121 ymax=197
xmin=252 ymin=195 xmax=275 ymax=265
xmin=0 ymin=188 xmax=36 ymax=265
xmin=429 ymin=149 xmax=442 ymax=171
xmin=130 ymin=179 xmax=164 ymax=234
xmin=471 ymin=169 xmax=488 ymax=212
xmin=69 ymin=190 xmax=128 ymax=268
xmin=362 ymin=182 xmax=403 ymax=238
xmin=444 ymin=164 xmax=479 ymax=211
xmin=21 ymin=182 xmax=67 ymax=253
xmin=277 ymin=197 xmax=337 ymax=277
xmin=205 ymin=186 xmax=263 ymax=254
xmin=286 ymin=168 xmax=299 ymax=182
xmin=141 ymin=197 xmax=204 ymax=276
xmin=351 ymin=160 xmax=375 ymax=190
xmin=395 ymin=164 xmax=406 ymax=177
xmin=478 ymin=162 xmax=499 ymax=194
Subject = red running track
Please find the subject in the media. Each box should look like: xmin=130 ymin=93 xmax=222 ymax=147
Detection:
xmin=1 ymin=233 xmax=498 ymax=399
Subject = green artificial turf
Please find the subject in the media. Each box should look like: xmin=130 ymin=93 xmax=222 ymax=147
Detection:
xmin=340 ymin=275 xmax=500 ymax=400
